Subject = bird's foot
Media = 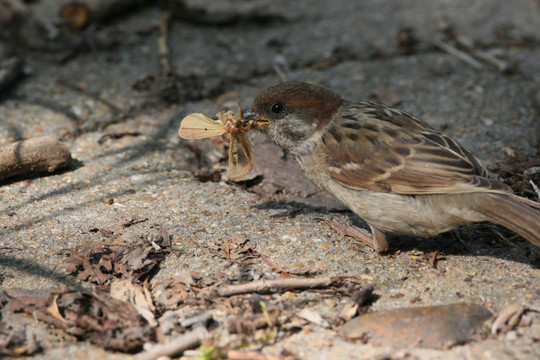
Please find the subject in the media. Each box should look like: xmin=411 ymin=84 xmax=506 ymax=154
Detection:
xmin=327 ymin=219 xmax=388 ymax=252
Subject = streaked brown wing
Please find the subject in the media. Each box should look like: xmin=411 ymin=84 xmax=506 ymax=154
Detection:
xmin=322 ymin=104 xmax=510 ymax=195
xmin=228 ymin=132 xmax=254 ymax=180
xmin=179 ymin=113 xmax=227 ymax=139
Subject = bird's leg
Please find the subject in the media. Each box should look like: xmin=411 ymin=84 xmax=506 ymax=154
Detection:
xmin=370 ymin=226 xmax=389 ymax=252
xmin=327 ymin=219 xmax=389 ymax=252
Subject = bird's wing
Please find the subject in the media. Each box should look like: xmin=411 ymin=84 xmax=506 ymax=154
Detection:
xmin=320 ymin=102 xmax=510 ymax=195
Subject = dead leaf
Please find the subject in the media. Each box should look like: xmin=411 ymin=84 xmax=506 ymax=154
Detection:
xmin=206 ymin=236 xmax=258 ymax=263
xmin=5 ymin=289 xmax=152 ymax=352
xmin=110 ymin=279 xmax=155 ymax=312
xmin=64 ymin=229 xmax=172 ymax=286
xmin=46 ymin=293 xmax=66 ymax=322
xmin=151 ymin=274 xmax=194 ymax=309
xmin=0 ymin=322 xmax=41 ymax=357
xmin=297 ymin=308 xmax=330 ymax=328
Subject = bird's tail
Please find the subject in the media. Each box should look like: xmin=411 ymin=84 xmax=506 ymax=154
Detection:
xmin=477 ymin=193 xmax=540 ymax=247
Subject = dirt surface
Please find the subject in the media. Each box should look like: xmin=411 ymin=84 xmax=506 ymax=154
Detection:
xmin=1 ymin=1 xmax=539 ymax=359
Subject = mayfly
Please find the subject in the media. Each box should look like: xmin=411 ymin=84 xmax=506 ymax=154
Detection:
xmin=178 ymin=104 xmax=255 ymax=180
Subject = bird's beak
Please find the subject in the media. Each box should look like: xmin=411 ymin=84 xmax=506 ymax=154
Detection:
xmin=243 ymin=109 xmax=269 ymax=130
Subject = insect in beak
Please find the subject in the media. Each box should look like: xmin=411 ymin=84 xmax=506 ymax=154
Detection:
xmin=178 ymin=104 xmax=256 ymax=180
xmin=242 ymin=110 xmax=269 ymax=130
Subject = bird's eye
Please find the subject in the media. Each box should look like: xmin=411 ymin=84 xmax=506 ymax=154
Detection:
xmin=271 ymin=102 xmax=284 ymax=114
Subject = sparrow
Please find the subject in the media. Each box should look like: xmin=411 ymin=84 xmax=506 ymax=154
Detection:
xmin=244 ymin=81 xmax=540 ymax=251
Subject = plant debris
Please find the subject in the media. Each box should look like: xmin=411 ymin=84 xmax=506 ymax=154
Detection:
xmin=491 ymin=303 xmax=540 ymax=334
xmin=227 ymin=350 xmax=281 ymax=360
xmin=5 ymin=289 xmax=152 ymax=352
xmin=206 ymin=236 xmax=258 ymax=263
xmin=495 ymin=149 xmax=540 ymax=201
xmin=216 ymin=276 xmax=356 ymax=297
xmin=0 ymin=321 xmax=41 ymax=357
xmin=64 ymin=228 xmax=171 ymax=287
xmin=227 ymin=307 xmax=280 ymax=334
xmin=134 ymin=327 xmax=211 ymax=360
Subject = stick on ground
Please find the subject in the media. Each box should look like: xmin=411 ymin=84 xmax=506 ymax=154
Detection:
xmin=432 ymin=39 xmax=483 ymax=69
xmin=216 ymin=277 xmax=347 ymax=297
xmin=134 ymin=327 xmax=210 ymax=360
xmin=228 ymin=350 xmax=281 ymax=360
xmin=0 ymin=136 xmax=72 ymax=182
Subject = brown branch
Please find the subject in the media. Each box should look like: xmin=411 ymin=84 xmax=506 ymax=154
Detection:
xmin=134 ymin=327 xmax=210 ymax=360
xmin=432 ymin=39 xmax=483 ymax=69
xmin=0 ymin=136 xmax=72 ymax=182
xmin=158 ymin=11 xmax=172 ymax=74
xmin=216 ymin=277 xmax=347 ymax=297
xmin=228 ymin=350 xmax=281 ymax=360
xmin=509 ymin=194 xmax=540 ymax=209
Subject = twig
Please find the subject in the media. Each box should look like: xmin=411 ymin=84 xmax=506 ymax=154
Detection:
xmin=68 ymin=250 xmax=107 ymax=285
xmin=491 ymin=303 xmax=526 ymax=334
xmin=529 ymin=180 xmax=540 ymax=200
xmin=134 ymin=327 xmax=210 ymax=360
xmin=523 ymin=166 xmax=540 ymax=176
xmin=228 ymin=350 xmax=281 ymax=360
xmin=158 ymin=11 xmax=172 ymax=74
xmin=449 ymin=31 xmax=509 ymax=72
xmin=438 ymin=19 xmax=510 ymax=72
xmin=98 ymin=131 xmax=142 ymax=144
xmin=216 ymin=277 xmax=347 ymax=297
xmin=509 ymin=194 xmax=540 ymax=209
xmin=427 ymin=250 xmax=440 ymax=269
xmin=0 ymin=136 xmax=72 ymax=182
xmin=432 ymin=39 xmax=483 ymax=69
xmin=472 ymin=50 xmax=509 ymax=72
xmin=272 ymin=55 xmax=290 ymax=82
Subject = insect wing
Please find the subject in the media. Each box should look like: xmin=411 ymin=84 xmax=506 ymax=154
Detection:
xmin=228 ymin=132 xmax=254 ymax=180
xmin=179 ymin=113 xmax=227 ymax=139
